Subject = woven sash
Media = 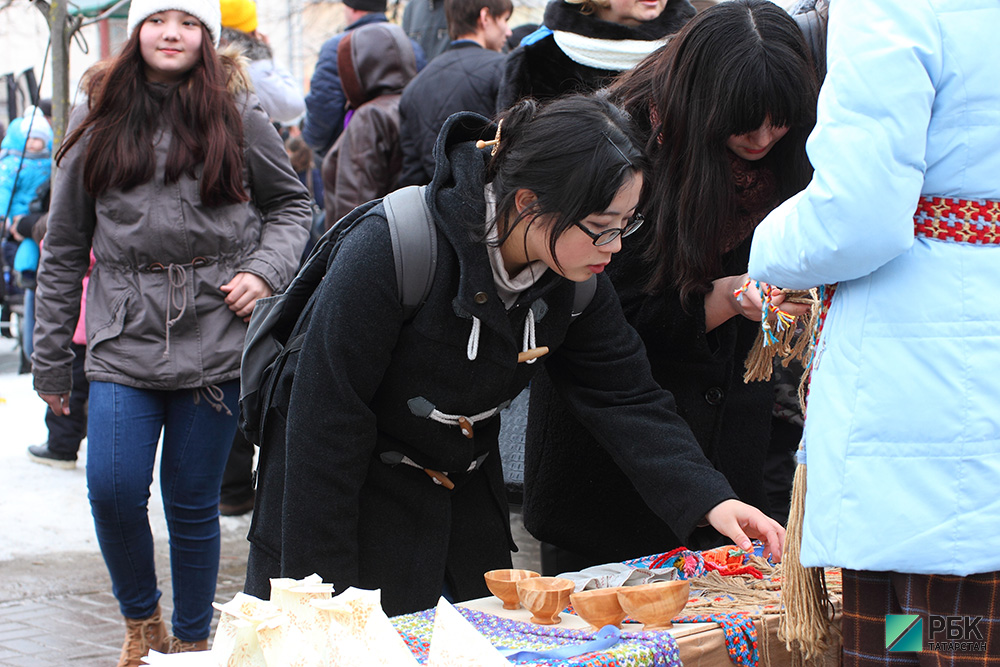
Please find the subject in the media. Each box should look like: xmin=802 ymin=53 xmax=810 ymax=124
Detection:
xmin=914 ymin=195 xmax=1000 ymax=244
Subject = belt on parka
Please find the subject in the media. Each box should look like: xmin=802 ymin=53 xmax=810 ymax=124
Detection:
xmin=146 ymin=256 xmax=233 ymax=416
xmin=144 ymin=256 xmax=214 ymax=358
xmin=913 ymin=195 xmax=1000 ymax=244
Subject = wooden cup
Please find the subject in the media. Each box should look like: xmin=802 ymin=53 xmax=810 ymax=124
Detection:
xmin=569 ymin=587 xmax=627 ymax=630
xmin=484 ymin=569 xmax=540 ymax=610
xmin=516 ymin=576 xmax=575 ymax=625
xmin=615 ymin=580 xmax=690 ymax=631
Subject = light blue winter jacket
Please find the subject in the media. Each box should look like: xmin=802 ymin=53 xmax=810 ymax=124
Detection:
xmin=0 ymin=118 xmax=52 ymax=223
xmin=748 ymin=0 xmax=1000 ymax=576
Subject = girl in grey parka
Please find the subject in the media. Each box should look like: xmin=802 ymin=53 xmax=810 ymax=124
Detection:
xmin=30 ymin=0 xmax=310 ymax=662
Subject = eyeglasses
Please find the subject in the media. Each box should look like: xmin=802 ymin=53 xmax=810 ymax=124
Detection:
xmin=574 ymin=213 xmax=645 ymax=246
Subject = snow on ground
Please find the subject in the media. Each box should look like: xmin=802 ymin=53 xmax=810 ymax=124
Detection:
xmin=0 ymin=337 xmax=169 ymax=560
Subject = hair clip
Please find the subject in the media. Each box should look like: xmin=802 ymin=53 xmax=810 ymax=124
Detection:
xmin=476 ymin=119 xmax=503 ymax=156
xmin=602 ymin=132 xmax=633 ymax=167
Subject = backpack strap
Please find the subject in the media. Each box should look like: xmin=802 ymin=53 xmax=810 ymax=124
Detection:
xmin=383 ymin=185 xmax=437 ymax=319
xmin=383 ymin=185 xmax=593 ymax=321
xmin=571 ymin=275 xmax=597 ymax=317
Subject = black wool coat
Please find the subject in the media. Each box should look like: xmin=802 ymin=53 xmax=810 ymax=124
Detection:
xmin=496 ymin=0 xmax=694 ymax=110
xmin=524 ymin=221 xmax=774 ymax=565
xmin=245 ymin=113 xmax=735 ymax=617
xmin=398 ymin=41 xmax=506 ymax=187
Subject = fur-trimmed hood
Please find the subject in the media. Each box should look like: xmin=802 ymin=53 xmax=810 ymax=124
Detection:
xmin=543 ymin=0 xmax=694 ymax=41
xmin=80 ymin=45 xmax=253 ymax=102
xmin=221 ymin=26 xmax=274 ymax=62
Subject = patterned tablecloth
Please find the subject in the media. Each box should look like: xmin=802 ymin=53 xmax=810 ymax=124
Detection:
xmin=390 ymin=545 xmax=843 ymax=667
xmin=393 ymin=606 xmax=683 ymax=666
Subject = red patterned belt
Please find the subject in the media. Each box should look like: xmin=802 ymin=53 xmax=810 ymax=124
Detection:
xmin=914 ymin=195 xmax=1000 ymax=244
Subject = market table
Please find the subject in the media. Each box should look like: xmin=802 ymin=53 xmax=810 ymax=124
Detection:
xmin=390 ymin=546 xmax=844 ymax=667
xmin=144 ymin=547 xmax=844 ymax=666
xmin=459 ymin=595 xmax=842 ymax=667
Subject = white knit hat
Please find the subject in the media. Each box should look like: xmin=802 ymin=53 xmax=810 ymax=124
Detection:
xmin=127 ymin=0 xmax=222 ymax=47
xmin=22 ymin=106 xmax=53 ymax=145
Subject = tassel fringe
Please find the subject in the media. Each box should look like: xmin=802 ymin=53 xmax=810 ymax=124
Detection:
xmin=737 ymin=282 xmax=840 ymax=663
xmin=739 ymin=284 xmax=819 ymax=386
xmin=778 ymin=456 xmax=839 ymax=663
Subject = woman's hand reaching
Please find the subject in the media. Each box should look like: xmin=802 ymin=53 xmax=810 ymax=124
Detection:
xmin=221 ymin=272 xmax=272 ymax=322
xmin=705 ymin=498 xmax=785 ymax=562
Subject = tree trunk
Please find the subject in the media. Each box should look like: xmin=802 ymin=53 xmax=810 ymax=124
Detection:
xmin=48 ymin=0 xmax=70 ymax=154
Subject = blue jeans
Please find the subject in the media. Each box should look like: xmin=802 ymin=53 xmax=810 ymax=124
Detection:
xmin=87 ymin=380 xmax=239 ymax=642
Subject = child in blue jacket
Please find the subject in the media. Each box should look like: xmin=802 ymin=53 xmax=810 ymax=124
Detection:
xmin=0 ymin=107 xmax=52 ymax=356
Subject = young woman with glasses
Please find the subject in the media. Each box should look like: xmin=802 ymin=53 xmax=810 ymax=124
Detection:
xmin=245 ymin=93 xmax=784 ymax=616
xmin=524 ymin=0 xmax=819 ymax=575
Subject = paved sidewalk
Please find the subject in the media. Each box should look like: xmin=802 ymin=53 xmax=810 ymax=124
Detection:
xmin=0 ymin=514 xmax=539 ymax=666
xmin=0 ymin=339 xmax=540 ymax=666
xmin=0 ymin=516 xmax=253 ymax=666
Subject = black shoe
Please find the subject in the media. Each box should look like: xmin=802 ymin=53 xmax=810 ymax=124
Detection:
xmin=27 ymin=444 xmax=77 ymax=470
xmin=219 ymin=496 xmax=254 ymax=517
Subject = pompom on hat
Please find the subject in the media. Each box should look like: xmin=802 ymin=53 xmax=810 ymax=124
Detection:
xmin=220 ymin=0 xmax=258 ymax=33
xmin=127 ymin=0 xmax=222 ymax=47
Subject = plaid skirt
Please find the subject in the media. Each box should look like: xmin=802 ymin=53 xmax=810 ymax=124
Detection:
xmin=842 ymin=568 xmax=1000 ymax=667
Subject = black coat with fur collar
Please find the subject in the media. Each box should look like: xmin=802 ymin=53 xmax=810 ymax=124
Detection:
xmin=245 ymin=112 xmax=735 ymax=616
xmin=497 ymin=0 xmax=694 ymax=109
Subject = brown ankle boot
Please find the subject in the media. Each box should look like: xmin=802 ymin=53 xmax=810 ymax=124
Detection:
xmin=164 ymin=636 xmax=209 ymax=653
xmin=118 ymin=605 xmax=168 ymax=667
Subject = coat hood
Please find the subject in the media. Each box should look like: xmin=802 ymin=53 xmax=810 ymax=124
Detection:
xmin=221 ymin=26 xmax=274 ymax=62
xmin=80 ymin=45 xmax=252 ymax=101
xmin=1 ymin=118 xmax=27 ymax=152
xmin=543 ymin=0 xmax=695 ymax=41
xmin=427 ymin=111 xmax=494 ymax=246
xmin=338 ymin=22 xmax=418 ymax=110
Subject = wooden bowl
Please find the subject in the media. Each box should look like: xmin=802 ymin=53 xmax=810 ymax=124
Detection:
xmin=516 ymin=576 xmax=575 ymax=625
xmin=615 ymin=581 xmax=690 ymax=631
xmin=484 ymin=569 xmax=540 ymax=610
xmin=569 ymin=587 xmax=626 ymax=630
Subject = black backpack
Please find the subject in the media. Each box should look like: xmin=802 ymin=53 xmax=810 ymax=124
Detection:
xmin=238 ymin=185 xmax=436 ymax=445
xmin=238 ymin=184 xmax=598 ymax=446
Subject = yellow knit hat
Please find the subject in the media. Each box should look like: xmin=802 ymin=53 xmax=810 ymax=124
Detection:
xmin=219 ymin=0 xmax=257 ymax=33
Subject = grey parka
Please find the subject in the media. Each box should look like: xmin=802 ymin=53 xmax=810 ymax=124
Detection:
xmin=32 ymin=61 xmax=311 ymax=395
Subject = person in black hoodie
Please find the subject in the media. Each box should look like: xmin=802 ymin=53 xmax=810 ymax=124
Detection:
xmin=245 ymin=94 xmax=784 ymax=616
xmin=496 ymin=0 xmax=694 ymax=109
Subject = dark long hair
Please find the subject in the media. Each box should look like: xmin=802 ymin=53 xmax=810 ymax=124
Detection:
xmin=609 ymin=0 xmax=817 ymax=302
xmin=487 ymin=94 xmax=647 ymax=270
xmin=57 ymin=22 xmax=248 ymax=208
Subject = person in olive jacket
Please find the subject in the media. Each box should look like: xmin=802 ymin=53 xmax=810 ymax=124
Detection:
xmin=30 ymin=0 xmax=311 ymax=660
xmin=245 ymin=94 xmax=783 ymax=617
xmin=320 ymin=22 xmax=418 ymax=225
